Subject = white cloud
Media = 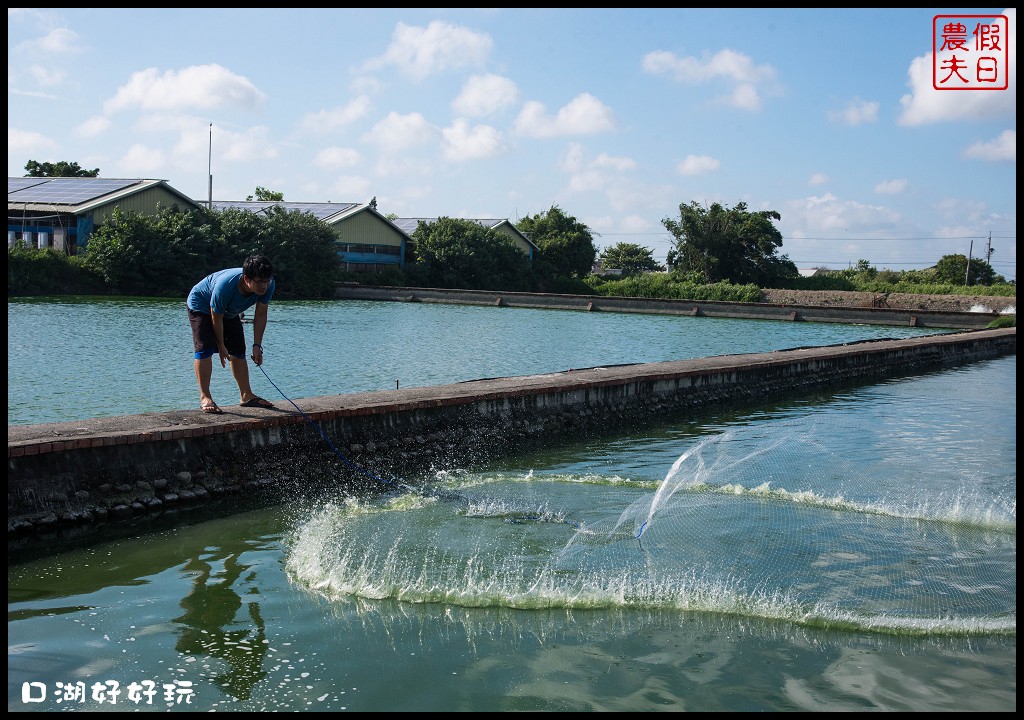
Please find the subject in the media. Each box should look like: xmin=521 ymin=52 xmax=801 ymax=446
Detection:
xmin=216 ymin=126 xmax=277 ymax=162
xmin=514 ymin=93 xmax=616 ymax=138
xmin=898 ymin=8 xmax=1016 ymax=125
xmin=559 ymin=142 xmax=587 ymax=173
xmin=603 ymin=181 xmax=673 ymax=214
xmin=566 ymin=169 xmax=606 ymax=193
xmin=963 ymin=129 xmax=1016 ymax=161
xmin=828 ymin=97 xmax=879 ymax=125
xmin=313 ymin=147 xmax=362 ymax=169
xmin=104 ymin=64 xmax=267 ymax=114
xmin=8 ymin=127 xmax=58 ymax=159
xmin=74 ymin=115 xmax=111 ymax=138
xmin=619 ymin=214 xmax=653 ymax=233
xmin=14 ymin=26 xmax=82 ymax=56
xmin=642 ymin=48 xmax=779 ymax=110
xmin=727 ymin=83 xmax=762 ymax=111
xmin=28 ymin=64 xmax=65 ymax=87
xmin=592 ymin=153 xmax=636 ymax=171
xmin=299 ymin=96 xmax=373 ymax=134
xmin=35 ymin=27 xmax=82 ymax=54
xmin=441 ymin=119 xmax=506 ymax=161
xmin=365 ymin=21 xmax=492 ymax=80
xmin=452 ymin=74 xmax=519 ymax=118
xmin=809 ymin=173 xmax=829 ymax=186
xmin=558 ymin=143 xmax=672 ymax=218
xmin=929 ymin=197 xmax=1010 ymax=232
xmin=561 ymin=143 xmax=630 ymax=191
xmin=371 ymin=155 xmax=435 ymax=179
xmin=362 ymin=111 xmax=438 ymax=155
xmin=874 ymin=178 xmax=908 ymax=194
xmin=134 ymin=113 xmax=203 ymax=134
xmin=785 ymin=193 xmax=904 ymax=234
xmin=9 ymin=21 xmax=81 ymax=95
xmin=8 ymin=87 xmax=59 ymax=99
xmin=117 ymin=143 xmax=165 ymax=175
xmin=350 ymin=75 xmax=384 ymax=95
xmin=329 ymin=175 xmax=373 ymax=200
xmin=677 ymin=154 xmax=720 ymax=176
xmin=132 ymin=116 xmax=278 ymax=176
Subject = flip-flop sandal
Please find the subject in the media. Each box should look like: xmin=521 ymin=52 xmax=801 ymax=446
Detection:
xmin=240 ymin=396 xmax=274 ymax=408
xmin=201 ymin=402 xmax=223 ymax=414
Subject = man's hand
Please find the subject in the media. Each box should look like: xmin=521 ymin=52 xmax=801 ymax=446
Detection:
xmin=251 ymin=344 xmax=263 ymax=366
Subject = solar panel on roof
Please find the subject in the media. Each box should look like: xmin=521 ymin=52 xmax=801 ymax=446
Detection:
xmin=392 ymin=218 xmax=435 ymax=233
xmin=8 ymin=177 xmax=47 ymax=194
xmin=8 ymin=177 xmax=141 ymax=204
xmin=393 ymin=218 xmax=505 ymax=234
xmin=212 ymin=201 xmax=359 ymax=221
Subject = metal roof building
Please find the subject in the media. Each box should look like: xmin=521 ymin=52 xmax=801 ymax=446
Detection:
xmin=392 ymin=217 xmax=537 ymax=261
xmin=8 ymin=177 xmax=200 ymax=252
xmin=8 ymin=177 xmax=533 ymax=274
xmin=213 ymin=201 xmax=414 ymax=273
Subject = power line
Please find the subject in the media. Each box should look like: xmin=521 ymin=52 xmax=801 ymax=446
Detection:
xmin=595 ymin=232 xmax=1016 ymax=240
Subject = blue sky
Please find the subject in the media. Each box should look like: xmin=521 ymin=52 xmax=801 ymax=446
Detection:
xmin=8 ymin=8 xmax=1017 ymax=280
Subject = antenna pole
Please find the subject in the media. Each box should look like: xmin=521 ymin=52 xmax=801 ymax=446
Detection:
xmin=207 ymin=123 xmax=213 ymax=210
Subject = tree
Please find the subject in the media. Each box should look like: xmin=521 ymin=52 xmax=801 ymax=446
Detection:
xmin=24 ymin=160 xmax=99 ymax=177
xmin=218 ymin=205 xmax=341 ymax=298
xmin=81 ymin=204 xmax=341 ymax=298
xmin=663 ymin=200 xmax=798 ymax=286
xmin=598 ymin=243 xmax=664 ymax=276
xmin=516 ymin=206 xmax=597 ymax=280
xmin=82 ymin=205 xmax=225 ymax=296
xmin=407 ymin=217 xmax=534 ymax=291
xmin=246 ymin=186 xmax=284 ymax=201
xmin=934 ymin=253 xmax=1000 ymax=286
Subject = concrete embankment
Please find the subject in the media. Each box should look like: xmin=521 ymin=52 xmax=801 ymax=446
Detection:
xmin=7 ymin=328 xmax=1015 ymax=555
xmin=334 ymin=285 xmax=1005 ymax=329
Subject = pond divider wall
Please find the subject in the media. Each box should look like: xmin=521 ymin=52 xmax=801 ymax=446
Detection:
xmin=8 ymin=328 xmax=1016 ymax=554
xmin=334 ymin=285 xmax=1005 ymax=329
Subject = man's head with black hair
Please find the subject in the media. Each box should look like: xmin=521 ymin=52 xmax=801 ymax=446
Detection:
xmin=243 ymin=255 xmax=273 ymax=281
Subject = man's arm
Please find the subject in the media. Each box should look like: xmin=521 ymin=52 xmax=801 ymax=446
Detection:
xmin=251 ymin=301 xmax=269 ymax=366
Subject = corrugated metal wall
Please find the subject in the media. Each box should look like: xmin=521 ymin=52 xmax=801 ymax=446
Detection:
xmin=331 ymin=210 xmax=404 ymax=248
xmin=91 ymin=186 xmax=193 ymax=225
xmin=493 ymin=225 xmax=532 ymax=255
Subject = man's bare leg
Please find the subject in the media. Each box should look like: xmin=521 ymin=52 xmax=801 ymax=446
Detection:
xmin=195 ymin=356 xmax=217 ymax=409
xmin=228 ymin=356 xmax=257 ymax=404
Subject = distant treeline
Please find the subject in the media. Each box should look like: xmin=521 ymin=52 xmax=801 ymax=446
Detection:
xmin=7 ymin=203 xmax=1016 ymax=301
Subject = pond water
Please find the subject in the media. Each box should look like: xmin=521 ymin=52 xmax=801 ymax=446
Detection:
xmin=6 ymin=298 xmax=1015 ymax=711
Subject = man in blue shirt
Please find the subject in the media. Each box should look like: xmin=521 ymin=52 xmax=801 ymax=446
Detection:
xmin=187 ymin=255 xmax=276 ymax=414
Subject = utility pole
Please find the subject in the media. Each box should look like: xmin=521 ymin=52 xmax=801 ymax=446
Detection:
xmin=986 ymin=231 xmax=992 ymax=264
xmin=207 ymin=123 xmax=213 ymax=210
xmin=964 ymin=239 xmax=973 ymax=285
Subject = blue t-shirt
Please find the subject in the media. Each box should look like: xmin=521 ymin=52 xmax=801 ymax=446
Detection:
xmin=187 ymin=268 xmax=275 ymax=318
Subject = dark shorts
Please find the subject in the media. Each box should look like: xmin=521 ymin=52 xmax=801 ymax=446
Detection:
xmin=189 ymin=309 xmax=245 ymax=360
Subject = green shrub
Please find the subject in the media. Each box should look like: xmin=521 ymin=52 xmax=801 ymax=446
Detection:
xmin=986 ymin=315 xmax=1016 ymax=328
xmin=774 ymin=268 xmax=1016 ymax=298
xmin=585 ymin=273 xmax=761 ymax=302
xmin=8 ymin=245 xmax=107 ymax=296
xmin=540 ymin=275 xmax=597 ymax=295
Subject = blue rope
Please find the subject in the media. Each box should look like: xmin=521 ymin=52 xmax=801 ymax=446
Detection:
xmin=254 ymin=361 xmax=410 ymax=494
xmin=635 ymin=520 xmax=647 ymax=547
